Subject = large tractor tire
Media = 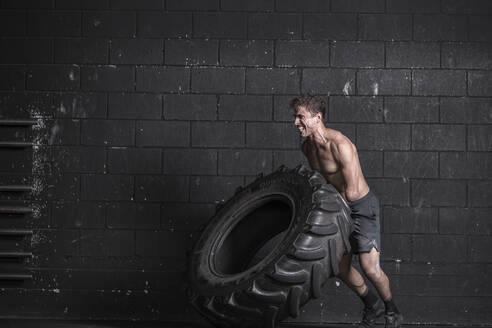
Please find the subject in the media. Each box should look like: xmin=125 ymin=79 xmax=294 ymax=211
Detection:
xmin=187 ymin=164 xmax=353 ymax=328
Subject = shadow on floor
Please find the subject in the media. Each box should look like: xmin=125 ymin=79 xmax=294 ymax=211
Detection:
xmin=0 ymin=319 xmax=470 ymax=328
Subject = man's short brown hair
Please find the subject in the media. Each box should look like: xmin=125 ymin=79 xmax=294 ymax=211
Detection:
xmin=289 ymin=94 xmax=326 ymax=118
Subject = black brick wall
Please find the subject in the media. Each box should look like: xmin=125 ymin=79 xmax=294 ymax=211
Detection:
xmin=0 ymin=0 xmax=490 ymax=326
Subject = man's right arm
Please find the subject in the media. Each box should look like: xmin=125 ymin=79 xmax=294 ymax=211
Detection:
xmin=332 ymin=140 xmax=360 ymax=198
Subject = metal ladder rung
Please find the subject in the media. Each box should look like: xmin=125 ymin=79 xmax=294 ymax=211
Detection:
xmin=0 ymin=185 xmax=33 ymax=192
xmin=0 ymin=118 xmax=37 ymax=282
xmin=0 ymin=206 xmax=33 ymax=214
xmin=0 ymin=141 xmax=33 ymax=148
xmin=0 ymin=251 xmax=32 ymax=258
xmin=0 ymin=272 xmax=33 ymax=280
xmin=0 ymin=229 xmax=33 ymax=236
xmin=0 ymin=119 xmax=38 ymax=126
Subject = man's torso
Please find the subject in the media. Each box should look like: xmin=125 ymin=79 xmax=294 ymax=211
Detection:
xmin=302 ymin=130 xmax=370 ymax=202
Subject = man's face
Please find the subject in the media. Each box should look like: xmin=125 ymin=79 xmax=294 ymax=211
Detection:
xmin=293 ymin=106 xmax=319 ymax=137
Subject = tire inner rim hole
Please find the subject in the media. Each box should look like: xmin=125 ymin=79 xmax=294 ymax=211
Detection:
xmin=214 ymin=196 xmax=293 ymax=275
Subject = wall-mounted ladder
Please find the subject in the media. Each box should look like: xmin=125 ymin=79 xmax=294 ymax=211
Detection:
xmin=0 ymin=119 xmax=38 ymax=282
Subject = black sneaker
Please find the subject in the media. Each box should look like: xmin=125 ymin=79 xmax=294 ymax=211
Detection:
xmin=358 ymin=298 xmax=385 ymax=327
xmin=385 ymin=311 xmax=403 ymax=328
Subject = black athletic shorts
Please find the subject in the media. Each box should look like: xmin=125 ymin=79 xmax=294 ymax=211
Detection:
xmin=347 ymin=189 xmax=381 ymax=254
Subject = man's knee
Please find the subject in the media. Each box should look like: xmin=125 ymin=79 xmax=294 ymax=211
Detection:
xmin=360 ymin=249 xmax=383 ymax=280
xmin=363 ymin=265 xmax=382 ymax=281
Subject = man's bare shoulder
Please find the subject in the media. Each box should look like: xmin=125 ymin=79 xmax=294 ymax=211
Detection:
xmin=334 ymin=134 xmax=354 ymax=147
xmin=326 ymin=129 xmax=354 ymax=147
xmin=328 ymin=131 xmax=356 ymax=158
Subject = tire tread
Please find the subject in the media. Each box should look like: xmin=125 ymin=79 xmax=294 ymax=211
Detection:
xmin=188 ymin=166 xmax=353 ymax=327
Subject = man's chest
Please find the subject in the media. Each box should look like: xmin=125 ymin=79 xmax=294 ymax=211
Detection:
xmin=305 ymin=145 xmax=340 ymax=175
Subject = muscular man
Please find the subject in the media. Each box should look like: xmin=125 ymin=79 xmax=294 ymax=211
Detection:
xmin=290 ymin=94 xmax=403 ymax=328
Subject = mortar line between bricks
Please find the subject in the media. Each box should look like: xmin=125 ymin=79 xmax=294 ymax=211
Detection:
xmin=272 ymin=39 xmax=277 ymax=68
xmin=437 ymin=96 xmax=441 ymax=123
xmin=107 ymin=39 xmax=111 ymax=65
xmin=9 ymin=35 xmax=492 ymax=43
xmin=216 ymin=39 xmax=220 ymax=66
xmin=134 ymin=11 xmax=138 ymax=39
xmin=300 ymin=12 xmax=304 ymax=39
xmin=22 ymin=266 xmax=189 ymax=273
xmin=2 ymin=64 xmax=492 ymax=71
xmin=50 ymin=38 xmax=54 ymax=64
xmin=7 ymin=286 xmax=492 ymax=297
xmin=160 ymin=146 xmax=165 ymax=175
xmin=327 ymin=40 xmax=332 ymax=67
xmin=162 ymin=39 xmax=165 ymax=65
xmin=187 ymin=66 xmax=194 ymax=92
xmin=438 ymin=41 xmax=442 ymax=68
xmin=245 ymin=11 xmax=249 ymax=39
xmin=354 ymin=123 xmax=358 ymax=145
xmin=215 ymin=94 xmax=219 ymax=120
xmin=3 ymin=35 xmax=492 ymax=42
xmin=77 ymin=64 xmax=81 ymax=90
xmin=97 ymin=120 xmax=486 ymax=126
xmin=79 ymin=10 xmax=83 ymax=38
xmin=381 ymin=148 xmax=385 ymax=177
xmin=24 ymin=64 xmax=28 ymax=91
xmin=133 ymin=119 xmax=137 ymax=150
xmin=244 ymin=121 xmax=247 ymax=148
xmin=270 ymin=96 xmax=274 ymax=121
xmin=411 ymin=13 xmax=414 ymax=41
xmin=382 ymin=96 xmax=385 ymax=123
xmin=161 ymin=89 xmax=165 ymax=120
xmin=191 ymin=12 xmax=194 ymax=39
xmin=105 ymin=93 xmax=109 ymax=118
xmin=216 ymin=148 xmax=219 ymax=175
xmin=410 ymin=69 xmax=413 ymax=95
xmin=354 ymin=68 xmax=358 ymax=95
xmin=133 ymin=226 xmax=137 ymax=257
xmin=188 ymin=121 xmax=192 ymax=148
xmin=356 ymin=13 xmax=359 ymax=40
xmin=79 ymin=173 xmax=84 ymax=211
xmin=243 ymin=66 xmax=247 ymax=93
xmin=299 ymin=67 xmax=303 ymax=94
xmin=13 ymin=92 xmax=487 ymax=100
xmin=409 ymin=123 xmax=413 ymax=151
xmin=464 ymin=229 xmax=470 ymax=281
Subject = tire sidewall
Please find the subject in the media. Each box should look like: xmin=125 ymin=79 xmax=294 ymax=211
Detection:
xmin=188 ymin=170 xmax=314 ymax=295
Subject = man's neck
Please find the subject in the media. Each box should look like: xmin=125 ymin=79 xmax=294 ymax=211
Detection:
xmin=308 ymin=124 xmax=332 ymax=145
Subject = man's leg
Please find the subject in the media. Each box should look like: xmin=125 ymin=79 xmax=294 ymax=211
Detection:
xmin=360 ymin=247 xmax=403 ymax=327
xmin=337 ymin=252 xmax=384 ymax=327
xmin=337 ymin=252 xmax=366 ymax=295
xmin=359 ymin=247 xmax=391 ymax=299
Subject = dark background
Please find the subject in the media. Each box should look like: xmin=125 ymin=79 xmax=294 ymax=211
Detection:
xmin=0 ymin=0 xmax=491 ymax=326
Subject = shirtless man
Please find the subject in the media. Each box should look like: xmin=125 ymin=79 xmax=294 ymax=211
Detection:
xmin=290 ymin=95 xmax=403 ymax=328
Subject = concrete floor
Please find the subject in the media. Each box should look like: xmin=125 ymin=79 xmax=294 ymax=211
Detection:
xmin=0 ymin=320 xmax=471 ymax=328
